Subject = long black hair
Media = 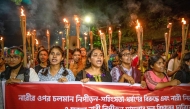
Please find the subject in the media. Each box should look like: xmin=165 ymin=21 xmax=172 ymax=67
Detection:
xmin=37 ymin=48 xmax=49 ymax=64
xmin=148 ymin=55 xmax=164 ymax=70
xmin=180 ymin=52 xmax=190 ymax=72
xmin=85 ymin=48 xmax=108 ymax=73
xmin=72 ymin=48 xmax=81 ymax=55
xmin=41 ymin=46 xmax=68 ymax=76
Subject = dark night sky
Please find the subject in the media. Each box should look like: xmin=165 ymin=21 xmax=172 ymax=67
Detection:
xmin=0 ymin=0 xmax=190 ymax=48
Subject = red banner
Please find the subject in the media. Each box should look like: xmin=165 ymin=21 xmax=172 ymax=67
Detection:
xmin=4 ymin=82 xmax=190 ymax=109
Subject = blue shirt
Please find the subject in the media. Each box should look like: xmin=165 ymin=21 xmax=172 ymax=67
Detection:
xmin=38 ymin=67 xmax=75 ymax=81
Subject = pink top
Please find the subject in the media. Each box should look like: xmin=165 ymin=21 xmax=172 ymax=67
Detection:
xmin=144 ymin=71 xmax=169 ymax=90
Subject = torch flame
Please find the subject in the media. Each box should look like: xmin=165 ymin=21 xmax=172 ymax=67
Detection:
xmin=63 ymin=18 xmax=68 ymax=23
xmin=47 ymin=30 xmax=49 ymax=35
xmin=75 ymin=17 xmax=79 ymax=23
xmin=21 ymin=8 xmax=25 ymax=16
xmin=109 ymin=27 xmax=111 ymax=31
xmin=84 ymin=32 xmax=87 ymax=35
xmin=27 ymin=31 xmax=31 ymax=36
xmin=99 ymin=30 xmax=102 ymax=35
xmin=35 ymin=39 xmax=38 ymax=44
xmin=136 ymin=20 xmax=140 ymax=29
xmin=182 ymin=18 xmax=186 ymax=24
xmin=0 ymin=37 xmax=3 ymax=40
xmin=119 ymin=30 xmax=121 ymax=33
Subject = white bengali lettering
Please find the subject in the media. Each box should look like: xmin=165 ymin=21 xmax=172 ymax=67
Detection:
xmin=125 ymin=106 xmax=145 ymax=109
xmin=102 ymin=104 xmax=124 ymax=109
xmin=18 ymin=93 xmax=35 ymax=101
xmin=176 ymin=103 xmax=190 ymax=109
xmin=37 ymin=95 xmax=51 ymax=102
xmin=160 ymin=96 xmax=170 ymax=101
xmin=146 ymin=106 xmax=156 ymax=109
xmin=182 ymin=94 xmax=190 ymax=101
xmin=126 ymin=96 xmax=142 ymax=102
xmin=156 ymin=104 xmax=174 ymax=109
xmin=144 ymin=95 xmax=159 ymax=102
xmin=170 ymin=94 xmax=181 ymax=101
xmin=88 ymin=104 xmax=101 ymax=109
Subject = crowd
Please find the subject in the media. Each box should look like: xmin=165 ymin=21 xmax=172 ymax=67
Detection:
xmin=0 ymin=45 xmax=189 ymax=89
xmin=0 ymin=44 xmax=190 ymax=109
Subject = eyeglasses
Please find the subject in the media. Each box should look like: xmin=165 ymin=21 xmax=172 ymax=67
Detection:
xmin=7 ymin=55 xmax=20 ymax=60
xmin=122 ymin=53 xmax=131 ymax=57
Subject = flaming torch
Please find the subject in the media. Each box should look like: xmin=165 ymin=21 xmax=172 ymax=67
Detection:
xmin=63 ymin=18 xmax=70 ymax=68
xmin=165 ymin=23 xmax=172 ymax=61
xmin=31 ymin=30 xmax=36 ymax=61
xmin=99 ymin=31 xmax=108 ymax=70
xmin=74 ymin=15 xmax=80 ymax=48
xmin=118 ymin=30 xmax=122 ymax=52
xmin=108 ymin=27 xmax=112 ymax=56
xmin=46 ymin=30 xmax=50 ymax=51
xmin=181 ymin=18 xmax=189 ymax=59
xmin=135 ymin=20 xmax=143 ymax=72
xmin=0 ymin=37 xmax=4 ymax=57
xmin=89 ymin=31 xmax=93 ymax=50
xmin=35 ymin=39 xmax=39 ymax=50
xmin=62 ymin=38 xmax=65 ymax=51
xmin=20 ymin=7 xmax=27 ymax=67
xmin=26 ymin=31 xmax=31 ymax=54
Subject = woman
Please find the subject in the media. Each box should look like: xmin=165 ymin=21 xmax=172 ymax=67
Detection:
xmin=174 ymin=52 xmax=190 ymax=83
xmin=34 ymin=49 xmax=49 ymax=74
xmin=69 ymin=48 xmax=85 ymax=77
xmin=110 ymin=48 xmax=141 ymax=84
xmin=167 ymin=48 xmax=181 ymax=78
xmin=144 ymin=55 xmax=181 ymax=90
xmin=1 ymin=47 xmax=39 ymax=83
xmin=75 ymin=48 xmax=112 ymax=82
xmin=38 ymin=46 xmax=75 ymax=82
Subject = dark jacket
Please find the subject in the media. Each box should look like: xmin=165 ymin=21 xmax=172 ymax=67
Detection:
xmin=0 ymin=66 xmax=30 ymax=82
xmin=174 ymin=70 xmax=190 ymax=83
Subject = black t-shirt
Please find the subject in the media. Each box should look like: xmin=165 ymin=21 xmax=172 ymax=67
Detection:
xmin=34 ymin=65 xmax=47 ymax=74
xmin=174 ymin=70 xmax=190 ymax=83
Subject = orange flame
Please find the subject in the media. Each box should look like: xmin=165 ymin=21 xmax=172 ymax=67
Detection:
xmin=63 ymin=18 xmax=68 ymax=23
xmin=109 ymin=27 xmax=111 ymax=31
xmin=182 ymin=18 xmax=186 ymax=24
xmin=35 ymin=39 xmax=38 ymax=44
xmin=0 ymin=37 xmax=3 ymax=40
xmin=21 ymin=8 xmax=25 ymax=16
xmin=136 ymin=20 xmax=140 ymax=29
xmin=84 ymin=32 xmax=87 ymax=35
xmin=27 ymin=31 xmax=31 ymax=36
xmin=75 ymin=17 xmax=79 ymax=23
xmin=99 ymin=30 xmax=102 ymax=35
xmin=47 ymin=30 xmax=49 ymax=35
xmin=119 ymin=30 xmax=121 ymax=33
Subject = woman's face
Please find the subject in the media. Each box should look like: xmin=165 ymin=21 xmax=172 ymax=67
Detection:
xmin=121 ymin=50 xmax=132 ymax=64
xmin=72 ymin=51 xmax=81 ymax=63
xmin=152 ymin=58 xmax=165 ymax=73
xmin=39 ymin=51 xmax=48 ymax=63
xmin=112 ymin=56 xmax=120 ymax=67
xmin=49 ymin=48 xmax=63 ymax=65
xmin=88 ymin=49 xmax=104 ymax=68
